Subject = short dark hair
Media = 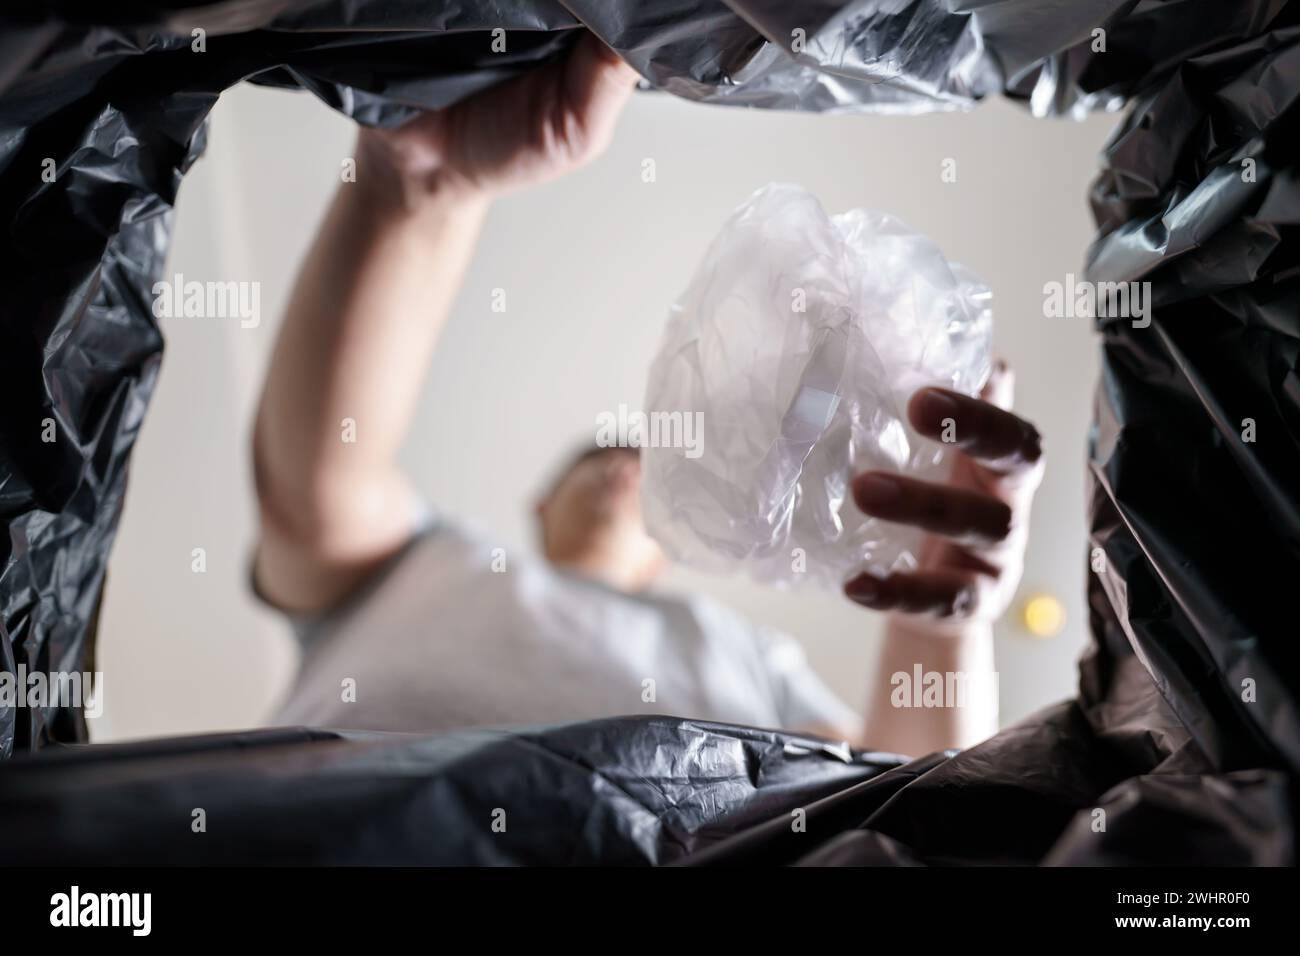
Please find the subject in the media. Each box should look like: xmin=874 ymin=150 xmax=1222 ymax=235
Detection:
xmin=540 ymin=443 xmax=639 ymax=501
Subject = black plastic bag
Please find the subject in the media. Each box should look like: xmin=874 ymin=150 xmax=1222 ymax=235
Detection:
xmin=1 ymin=0 xmax=1296 ymax=865
xmin=0 ymin=720 xmax=906 ymax=865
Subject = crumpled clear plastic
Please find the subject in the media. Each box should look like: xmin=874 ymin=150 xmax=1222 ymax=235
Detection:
xmin=641 ymin=183 xmax=992 ymax=589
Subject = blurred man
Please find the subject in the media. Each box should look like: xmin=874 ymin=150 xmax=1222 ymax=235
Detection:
xmin=253 ymin=34 xmax=1044 ymax=755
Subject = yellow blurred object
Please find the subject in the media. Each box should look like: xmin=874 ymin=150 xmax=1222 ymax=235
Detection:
xmin=1023 ymin=594 xmax=1065 ymax=638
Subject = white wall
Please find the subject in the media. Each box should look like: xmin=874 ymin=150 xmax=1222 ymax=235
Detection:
xmin=93 ymin=81 xmax=1115 ymax=742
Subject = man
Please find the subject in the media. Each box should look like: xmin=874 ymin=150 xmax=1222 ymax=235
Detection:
xmin=253 ymin=34 xmax=1045 ymax=755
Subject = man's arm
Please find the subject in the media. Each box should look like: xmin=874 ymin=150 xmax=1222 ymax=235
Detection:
xmin=253 ymin=34 xmax=638 ymax=613
xmin=252 ymin=154 xmax=488 ymax=612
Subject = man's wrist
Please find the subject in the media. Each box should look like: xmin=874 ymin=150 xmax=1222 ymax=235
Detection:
xmin=885 ymin=612 xmax=994 ymax=645
xmin=354 ymin=127 xmax=491 ymax=215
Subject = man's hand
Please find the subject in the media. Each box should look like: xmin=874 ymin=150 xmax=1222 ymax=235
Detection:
xmin=845 ymin=361 xmax=1042 ymax=754
xmin=844 ymin=361 xmax=1043 ymax=631
xmin=358 ymin=32 xmax=639 ymax=201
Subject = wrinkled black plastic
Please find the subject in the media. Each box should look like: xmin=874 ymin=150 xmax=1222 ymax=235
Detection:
xmin=0 ymin=720 xmax=906 ymax=865
xmin=1 ymin=0 xmax=1297 ymax=865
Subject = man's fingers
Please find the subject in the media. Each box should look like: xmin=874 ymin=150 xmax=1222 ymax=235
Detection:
xmin=980 ymin=358 xmax=1014 ymax=411
xmin=852 ymin=472 xmax=1013 ymax=546
xmin=585 ymin=31 xmax=641 ymax=86
xmin=844 ymin=569 xmax=985 ymax=618
xmin=907 ymin=386 xmax=1041 ymax=474
xmin=563 ymin=32 xmax=639 ymax=142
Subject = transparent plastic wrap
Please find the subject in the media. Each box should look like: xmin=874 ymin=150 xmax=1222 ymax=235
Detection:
xmin=642 ymin=184 xmax=993 ymax=589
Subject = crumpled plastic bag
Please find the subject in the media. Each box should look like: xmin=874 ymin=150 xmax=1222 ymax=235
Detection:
xmin=641 ymin=183 xmax=992 ymax=589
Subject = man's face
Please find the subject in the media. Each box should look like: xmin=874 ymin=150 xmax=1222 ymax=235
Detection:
xmin=536 ymin=448 xmax=666 ymax=590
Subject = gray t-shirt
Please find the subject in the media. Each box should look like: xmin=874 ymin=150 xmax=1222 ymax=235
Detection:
xmin=270 ymin=517 xmax=859 ymax=735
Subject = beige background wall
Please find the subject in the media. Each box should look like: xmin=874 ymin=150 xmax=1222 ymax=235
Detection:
xmin=92 ymin=81 xmax=1115 ymax=742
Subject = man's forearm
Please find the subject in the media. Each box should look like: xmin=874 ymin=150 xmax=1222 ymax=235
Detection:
xmin=861 ymin=615 xmax=998 ymax=755
xmin=253 ymin=131 xmax=489 ymax=607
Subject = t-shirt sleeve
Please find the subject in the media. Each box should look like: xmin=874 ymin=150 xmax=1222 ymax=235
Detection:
xmin=249 ymin=502 xmax=439 ymax=651
xmin=755 ymin=625 xmax=860 ymax=737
